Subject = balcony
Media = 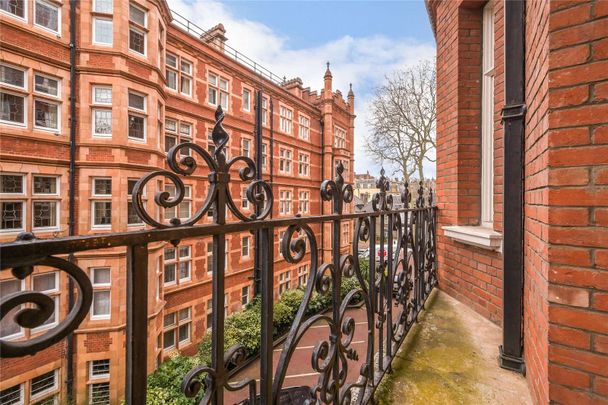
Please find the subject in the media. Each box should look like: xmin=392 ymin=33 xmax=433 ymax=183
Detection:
xmin=1 ymin=107 xmax=438 ymax=404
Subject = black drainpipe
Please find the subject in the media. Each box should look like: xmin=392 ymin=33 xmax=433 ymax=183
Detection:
xmin=499 ymin=0 xmax=526 ymax=375
xmin=253 ymin=90 xmax=263 ymax=296
xmin=67 ymin=0 xmax=78 ymax=400
xmin=269 ymin=96 xmax=274 ymax=215
xmin=320 ymin=119 xmax=325 ymax=258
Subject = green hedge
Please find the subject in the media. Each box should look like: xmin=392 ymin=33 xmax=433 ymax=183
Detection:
xmin=146 ymin=260 xmax=370 ymax=403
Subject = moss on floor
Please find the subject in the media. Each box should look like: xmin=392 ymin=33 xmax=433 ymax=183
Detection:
xmin=375 ymin=292 xmax=484 ymax=405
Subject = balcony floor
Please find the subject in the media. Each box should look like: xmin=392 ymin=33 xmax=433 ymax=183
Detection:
xmin=375 ymin=291 xmax=532 ymax=404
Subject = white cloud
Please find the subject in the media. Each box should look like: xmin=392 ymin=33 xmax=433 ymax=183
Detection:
xmin=168 ymin=0 xmax=436 ymax=178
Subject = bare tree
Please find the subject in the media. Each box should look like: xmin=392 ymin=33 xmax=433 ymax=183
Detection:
xmin=365 ymin=60 xmax=436 ymax=181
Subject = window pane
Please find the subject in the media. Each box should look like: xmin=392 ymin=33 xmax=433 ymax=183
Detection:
xmin=164 ymin=247 xmax=176 ymax=260
xmin=164 ymin=313 xmax=175 ymax=327
xmin=94 ymin=179 xmax=111 ymax=195
xmin=89 ymin=382 xmax=110 ymax=405
xmin=34 ymin=273 xmax=57 ymax=292
xmin=93 ymin=268 xmax=110 ymax=285
xmin=180 ymin=76 xmax=191 ymax=94
xmin=163 ymin=329 xmax=175 ymax=349
xmin=208 ymin=87 xmax=217 ymax=105
xmin=220 ymin=92 xmax=229 ymax=110
xmin=34 ymin=100 xmax=59 ymax=129
xmin=128 ymin=115 xmax=145 ymax=139
xmin=164 ymin=263 xmax=176 ymax=283
xmin=0 ymin=65 xmax=25 ymax=88
xmin=166 ymin=70 xmax=177 ymax=90
xmin=0 ymin=384 xmax=22 ymax=405
xmin=34 ymin=176 xmax=57 ymax=194
xmin=1 ymin=175 xmax=23 ymax=193
xmin=178 ymin=307 xmax=190 ymax=321
xmin=166 ymin=54 xmax=177 ymax=68
xmin=0 ymin=92 xmax=25 ymax=124
xmin=178 ymin=323 xmax=190 ymax=342
xmin=127 ymin=202 xmax=142 ymax=225
xmin=30 ymin=369 xmax=56 ymax=397
xmin=179 ymin=261 xmax=190 ymax=279
xmin=129 ymin=28 xmax=145 ymax=54
xmin=94 ymin=87 xmax=112 ymax=104
xmin=127 ymin=179 xmax=137 ymax=195
xmin=179 ymin=246 xmax=190 ymax=257
xmin=128 ymin=93 xmax=145 ymax=110
xmin=35 ymin=1 xmax=59 ymax=32
xmin=129 ymin=4 xmax=146 ymax=26
xmin=93 ymin=201 xmax=112 ymax=225
xmin=33 ymin=201 xmax=57 ymax=228
xmin=34 ymin=75 xmax=59 ymax=97
xmin=1 ymin=201 xmax=23 ymax=230
xmin=93 ymin=109 xmax=112 ymax=136
xmin=91 ymin=359 xmax=110 ymax=377
xmin=0 ymin=0 xmax=25 ymax=18
xmin=93 ymin=18 xmax=113 ymax=45
xmin=0 ymin=280 xmax=22 ymax=338
xmin=93 ymin=0 xmax=112 ymax=13
xmin=93 ymin=291 xmax=110 ymax=316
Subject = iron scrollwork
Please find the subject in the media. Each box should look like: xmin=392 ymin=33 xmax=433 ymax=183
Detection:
xmin=132 ymin=105 xmax=273 ymax=229
xmin=0 ymin=234 xmax=93 ymax=358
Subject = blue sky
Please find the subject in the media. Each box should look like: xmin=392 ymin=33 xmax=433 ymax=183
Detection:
xmin=169 ymin=0 xmax=436 ymax=178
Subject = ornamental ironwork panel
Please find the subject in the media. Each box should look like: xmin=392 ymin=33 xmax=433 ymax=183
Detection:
xmin=0 ymin=105 xmax=437 ymax=405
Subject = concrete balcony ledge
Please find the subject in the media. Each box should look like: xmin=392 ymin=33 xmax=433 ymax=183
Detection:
xmin=375 ymin=291 xmax=531 ymax=404
xmin=442 ymin=225 xmax=502 ymax=251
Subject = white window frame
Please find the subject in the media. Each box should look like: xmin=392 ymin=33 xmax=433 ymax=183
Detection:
xmin=297 ymin=264 xmax=309 ymax=288
xmin=31 ymin=200 xmax=60 ymax=231
xmin=90 ymin=267 xmax=111 ymax=320
xmin=0 ymin=383 xmax=24 ymax=405
xmin=91 ymin=178 xmax=112 ymax=229
xmin=280 ymin=105 xmax=293 ymax=134
xmin=29 ymin=368 xmax=58 ymax=401
xmin=334 ymin=126 xmax=347 ymax=148
xmin=91 ymin=86 xmax=112 ymax=138
xmin=298 ymin=190 xmax=309 ymax=214
xmin=93 ymin=0 xmax=113 ymax=13
xmin=34 ymin=72 xmax=61 ymax=98
xmin=0 ymin=89 xmax=27 ymax=127
xmin=242 ymin=88 xmax=251 ymax=112
xmin=279 ymin=271 xmax=291 ymax=295
xmin=279 ymin=148 xmax=293 ymax=174
xmin=164 ymin=184 xmax=191 ymax=221
xmin=92 ymin=17 xmax=113 ymax=46
xmin=33 ymin=97 xmax=61 ymax=133
xmin=0 ymin=279 xmax=25 ymax=339
xmin=279 ymin=189 xmax=292 ymax=215
xmin=88 ymin=381 xmax=110 ymax=405
xmin=0 ymin=0 xmax=27 ymax=21
xmin=1 ymin=173 xmax=26 ymax=196
xmin=34 ymin=0 xmax=61 ymax=35
xmin=241 ymin=138 xmax=251 ymax=158
xmin=241 ymin=236 xmax=250 ymax=257
xmin=481 ymin=2 xmax=495 ymax=228
xmin=127 ymin=91 xmax=147 ymax=142
xmin=298 ymin=114 xmax=310 ymax=140
xmin=89 ymin=359 xmax=110 ymax=380
xmin=128 ymin=3 xmax=147 ymax=56
xmin=241 ymin=285 xmax=250 ymax=305
xmin=298 ymin=152 xmax=310 ymax=177
xmin=0 ymin=0 xmax=29 ymax=22
xmin=32 ymin=175 xmax=59 ymax=196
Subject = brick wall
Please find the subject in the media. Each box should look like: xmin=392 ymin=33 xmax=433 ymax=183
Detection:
xmin=545 ymin=1 xmax=608 ymax=403
xmin=434 ymin=0 xmax=504 ymax=324
xmin=524 ymin=0 xmax=551 ymax=402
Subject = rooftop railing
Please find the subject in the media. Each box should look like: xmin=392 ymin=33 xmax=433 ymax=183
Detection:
xmin=171 ymin=10 xmax=285 ymax=86
xmin=0 ymin=106 xmax=437 ymax=404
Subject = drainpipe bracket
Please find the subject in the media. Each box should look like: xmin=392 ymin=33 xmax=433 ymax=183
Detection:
xmin=501 ymin=103 xmax=527 ymax=122
xmin=498 ymin=345 xmax=526 ymax=375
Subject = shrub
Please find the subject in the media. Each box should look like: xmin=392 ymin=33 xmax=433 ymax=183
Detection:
xmin=278 ymin=289 xmax=305 ymax=316
xmin=146 ymin=354 xmax=199 ymax=405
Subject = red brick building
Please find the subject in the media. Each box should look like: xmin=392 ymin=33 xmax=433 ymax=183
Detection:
xmin=426 ymin=0 xmax=608 ymax=403
xmin=0 ymin=0 xmax=354 ymax=403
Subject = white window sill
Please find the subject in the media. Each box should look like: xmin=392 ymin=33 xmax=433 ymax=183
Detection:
xmin=442 ymin=225 xmax=502 ymax=251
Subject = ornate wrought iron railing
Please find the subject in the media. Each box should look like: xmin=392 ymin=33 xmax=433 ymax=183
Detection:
xmin=0 ymin=106 xmax=437 ymax=405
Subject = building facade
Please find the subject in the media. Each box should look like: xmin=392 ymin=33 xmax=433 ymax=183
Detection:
xmin=0 ymin=0 xmax=355 ymax=403
xmin=427 ymin=0 xmax=608 ymax=403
